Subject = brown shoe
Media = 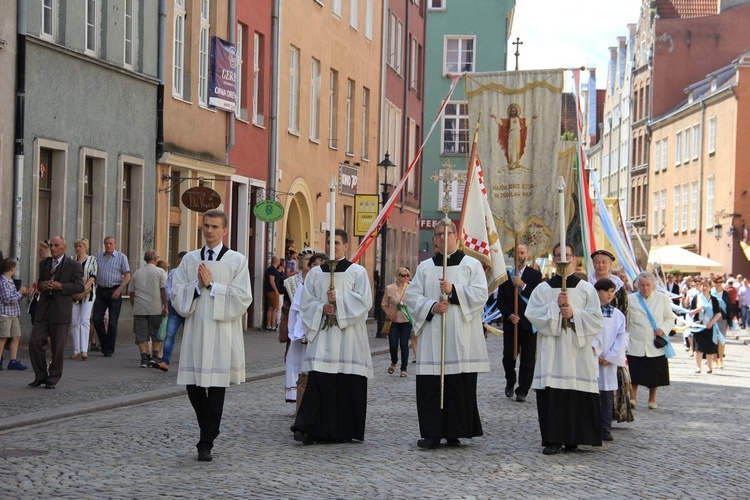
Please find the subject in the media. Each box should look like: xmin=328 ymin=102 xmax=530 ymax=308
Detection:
xmin=70 ymin=353 xmax=80 ymax=359
xmin=81 ymin=353 xmax=88 ymax=360
xmin=157 ymin=361 xmax=169 ymax=372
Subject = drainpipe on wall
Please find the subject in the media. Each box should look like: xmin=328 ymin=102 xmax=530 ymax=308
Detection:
xmin=13 ymin=1 xmax=27 ymax=280
xmin=697 ymin=96 xmax=706 ymax=255
xmin=268 ymin=0 xmax=282 ymax=262
xmin=156 ymin=0 xmax=166 ymax=158
xmin=225 ymin=0 xmax=235 ymax=163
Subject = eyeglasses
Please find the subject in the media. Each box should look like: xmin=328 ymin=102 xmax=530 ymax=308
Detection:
xmin=399 ymin=274 xmax=410 ymax=278
xmin=434 ymin=232 xmax=455 ymax=237
xmin=553 ymin=253 xmax=574 ymax=259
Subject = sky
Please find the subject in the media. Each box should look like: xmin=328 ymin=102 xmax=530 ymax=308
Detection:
xmin=508 ymin=0 xmax=643 ymax=87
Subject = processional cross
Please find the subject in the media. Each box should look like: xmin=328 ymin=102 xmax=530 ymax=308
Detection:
xmin=513 ymin=37 xmax=523 ymax=71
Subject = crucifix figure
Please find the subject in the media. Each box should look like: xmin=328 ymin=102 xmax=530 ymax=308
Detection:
xmin=513 ymin=37 xmax=523 ymax=71
xmin=431 ymin=160 xmax=466 ymax=218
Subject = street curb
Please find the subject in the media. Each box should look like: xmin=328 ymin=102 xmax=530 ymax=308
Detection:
xmin=0 ymin=347 xmax=391 ymax=432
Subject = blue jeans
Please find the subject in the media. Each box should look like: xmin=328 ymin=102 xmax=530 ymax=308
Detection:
xmin=389 ymin=321 xmax=412 ymax=372
xmin=161 ymin=304 xmax=185 ymax=365
xmin=742 ymin=305 xmax=749 ymax=327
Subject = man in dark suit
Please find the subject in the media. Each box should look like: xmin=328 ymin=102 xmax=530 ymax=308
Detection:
xmin=28 ymin=236 xmax=84 ymax=389
xmin=496 ymin=244 xmax=542 ymax=402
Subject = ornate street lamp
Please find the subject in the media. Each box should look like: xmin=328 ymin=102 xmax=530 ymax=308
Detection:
xmin=714 ymin=222 xmax=723 ymax=240
xmin=375 ymin=152 xmax=396 ymax=338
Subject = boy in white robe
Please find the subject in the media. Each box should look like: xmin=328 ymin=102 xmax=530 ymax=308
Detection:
xmin=526 ymin=243 xmax=604 ymax=455
xmin=405 ymin=222 xmax=489 ymax=449
xmin=172 ymin=210 xmax=253 ymax=462
xmin=292 ymin=230 xmax=373 ymax=444
xmin=592 ymin=278 xmax=629 ymax=442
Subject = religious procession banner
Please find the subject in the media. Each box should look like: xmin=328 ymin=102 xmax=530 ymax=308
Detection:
xmin=466 ymin=70 xmax=564 ymax=261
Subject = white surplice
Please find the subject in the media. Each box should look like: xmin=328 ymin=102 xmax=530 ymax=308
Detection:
xmin=172 ymin=249 xmax=252 ymax=387
xmin=526 ymin=279 xmax=603 ymax=394
xmin=405 ymin=253 xmax=490 ymax=376
xmin=592 ymin=307 xmax=629 ymax=391
xmin=300 ymin=261 xmax=373 ymax=378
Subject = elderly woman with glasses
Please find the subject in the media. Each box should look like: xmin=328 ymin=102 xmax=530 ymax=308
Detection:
xmin=626 ymin=271 xmax=676 ymax=410
xmin=382 ymin=266 xmax=413 ymax=377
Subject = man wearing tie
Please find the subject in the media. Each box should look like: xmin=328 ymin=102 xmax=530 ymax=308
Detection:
xmin=28 ymin=236 xmax=84 ymax=389
xmin=496 ymin=244 xmax=542 ymax=402
xmin=171 ymin=209 xmax=253 ymax=462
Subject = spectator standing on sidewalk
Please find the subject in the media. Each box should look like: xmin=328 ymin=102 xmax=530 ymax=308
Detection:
xmin=69 ymin=238 xmax=97 ymax=361
xmin=265 ymin=256 xmax=282 ymax=331
xmin=92 ymin=237 xmax=130 ymax=357
xmin=172 ymin=209 xmax=253 ymax=462
xmin=28 ymin=237 xmax=84 ymax=389
xmin=128 ymin=250 xmax=168 ymax=368
xmin=739 ymin=277 xmax=750 ymax=329
xmin=157 ymin=252 xmax=186 ymax=372
xmin=0 ymin=258 xmax=31 ymax=371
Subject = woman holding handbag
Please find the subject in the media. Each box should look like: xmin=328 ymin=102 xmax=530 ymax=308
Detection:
xmin=626 ymin=271 xmax=676 ymax=410
xmin=382 ymin=267 xmax=413 ymax=377
xmin=689 ymin=278 xmax=723 ymax=374
xmin=69 ymin=238 xmax=97 ymax=360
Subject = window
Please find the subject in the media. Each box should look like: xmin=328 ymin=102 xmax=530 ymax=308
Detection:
xmin=654 ymin=141 xmax=660 ymax=172
xmin=252 ymin=32 xmax=264 ymax=125
xmin=683 ymin=128 xmax=690 ymax=163
xmin=310 ymin=58 xmax=321 ymax=141
xmin=80 ymin=150 xmax=106 ymax=247
xmin=361 ymin=87 xmax=370 ymax=159
xmin=350 ymin=0 xmax=358 ymax=29
xmin=681 ymin=184 xmax=688 ymax=232
xmin=119 ymin=157 xmax=144 ymax=269
xmin=708 ymin=117 xmax=716 ymax=154
xmin=288 ymin=45 xmax=300 ymax=133
xmin=621 ymin=140 xmax=628 ymax=167
xmin=172 ymin=0 xmax=186 ymax=97
xmin=365 ymin=0 xmax=373 ymax=40
xmin=445 ymin=37 xmax=474 ymax=74
xmin=235 ymin=25 xmax=245 ymax=118
xmin=442 ymin=102 xmax=468 ymax=155
xmin=675 ymin=132 xmax=681 ymax=165
xmin=85 ymin=0 xmax=97 ymax=54
xmin=706 ymin=176 xmax=714 ymax=229
xmin=690 ymin=181 xmax=698 ymax=230
xmin=661 ymin=190 xmax=667 ymax=235
xmin=661 ymin=138 xmax=668 ymax=171
xmin=345 ymin=79 xmax=355 ymax=154
xmin=121 ymin=164 xmax=132 ymax=257
xmin=437 ymin=169 xmax=468 ymax=212
xmin=38 ymin=148 xmax=55 ymax=245
xmin=410 ymin=36 xmax=419 ymax=90
xmin=42 ymin=0 xmax=55 ymax=38
xmin=386 ymin=101 xmax=402 ymax=166
xmin=602 ymin=153 xmax=609 ymax=178
xmin=198 ymin=0 xmax=211 ymax=106
xmin=332 ymin=0 xmax=342 ymax=16
xmin=692 ymin=125 xmax=700 ymax=159
xmin=673 ymin=187 xmax=680 ymax=234
xmin=328 ymin=69 xmax=338 ymax=149
xmin=170 ymin=170 xmax=182 ymax=208
xmin=429 ymin=0 xmax=445 ymax=10
xmin=407 ymin=118 xmax=417 ymax=194
xmin=388 ymin=13 xmax=403 ymax=74
xmin=124 ymin=0 xmax=134 ymax=67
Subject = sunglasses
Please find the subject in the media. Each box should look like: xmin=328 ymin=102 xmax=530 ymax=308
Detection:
xmin=399 ymin=274 xmax=410 ymax=278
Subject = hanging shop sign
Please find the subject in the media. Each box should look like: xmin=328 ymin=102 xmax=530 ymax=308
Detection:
xmin=254 ymin=200 xmax=285 ymax=223
xmin=182 ymin=186 xmax=222 ymax=213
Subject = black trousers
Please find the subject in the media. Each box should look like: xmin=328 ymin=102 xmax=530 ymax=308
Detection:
xmin=29 ymin=320 xmax=70 ymax=385
xmin=186 ymin=385 xmax=226 ymax=451
xmin=502 ymin=321 xmax=537 ymax=397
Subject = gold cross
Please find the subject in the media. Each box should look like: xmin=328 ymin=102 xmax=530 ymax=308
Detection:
xmin=431 ymin=160 xmax=466 ymax=217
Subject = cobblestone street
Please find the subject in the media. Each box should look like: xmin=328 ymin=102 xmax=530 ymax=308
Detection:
xmin=1 ymin=329 xmax=749 ymax=499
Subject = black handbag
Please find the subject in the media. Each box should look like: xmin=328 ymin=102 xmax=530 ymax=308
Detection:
xmin=653 ymin=335 xmax=668 ymax=349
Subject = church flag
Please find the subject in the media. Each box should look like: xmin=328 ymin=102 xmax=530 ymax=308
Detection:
xmin=460 ymin=146 xmax=507 ymax=293
xmin=465 ymin=70 xmax=564 ymax=260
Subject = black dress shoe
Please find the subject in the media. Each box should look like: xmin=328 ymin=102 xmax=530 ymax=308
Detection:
xmin=602 ymin=431 xmax=613 ymax=442
xmin=504 ymin=385 xmax=514 ymax=398
xmin=417 ymin=437 xmax=440 ymax=450
xmin=563 ymin=444 xmax=578 ymax=452
xmin=197 ymin=449 xmax=212 ymax=462
xmin=515 ymin=394 xmax=527 ymax=403
xmin=542 ymin=444 xmax=561 ymax=455
xmin=446 ymin=438 xmax=461 ymax=447
xmin=44 ymin=382 xmax=56 ymax=389
xmin=293 ymin=430 xmax=314 ymax=445
xmin=28 ymin=380 xmax=44 ymax=387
